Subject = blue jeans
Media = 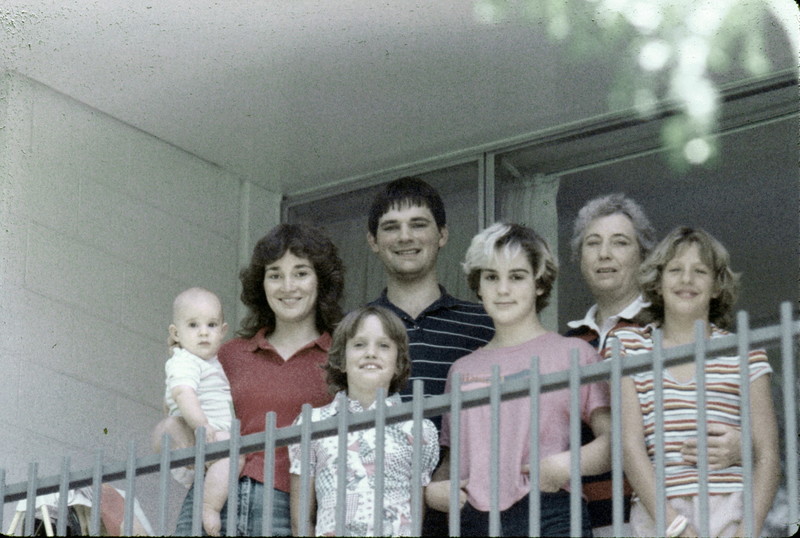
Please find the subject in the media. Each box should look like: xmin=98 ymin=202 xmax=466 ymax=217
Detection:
xmin=459 ymin=491 xmax=593 ymax=537
xmin=174 ymin=477 xmax=290 ymax=536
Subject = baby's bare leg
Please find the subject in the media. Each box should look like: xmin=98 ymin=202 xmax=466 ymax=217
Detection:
xmin=152 ymin=416 xmax=196 ymax=452
xmin=202 ymin=432 xmax=245 ymax=536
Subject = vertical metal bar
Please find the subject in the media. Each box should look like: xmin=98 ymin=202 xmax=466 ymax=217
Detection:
xmin=610 ymin=339 xmax=624 ymax=537
xmin=569 ymin=351 xmax=582 ymax=538
xmin=56 ymin=456 xmax=70 ymax=536
xmin=781 ymin=302 xmax=799 ymax=535
xmin=0 ymin=468 xmax=6 ymax=531
xmin=192 ymin=426 xmax=207 ymax=537
xmin=448 ymin=374 xmax=462 ymax=537
xmin=335 ymin=392 xmax=349 ymax=536
xmin=262 ymin=412 xmax=277 ymax=537
xmin=158 ymin=433 xmax=170 ymax=536
xmin=489 ymin=366 xmax=501 ymax=537
xmin=226 ymin=418 xmax=241 ymax=537
xmin=652 ymin=329 xmax=667 ymax=535
xmin=694 ymin=322 xmax=710 ymax=538
xmin=25 ymin=462 xmax=37 ymax=537
xmin=373 ymin=387 xmax=386 ymax=536
xmin=528 ymin=357 xmax=540 ymax=537
xmin=90 ymin=450 xmax=102 ymax=536
xmin=298 ymin=404 xmax=313 ymax=538
xmin=123 ymin=440 xmax=136 ymax=536
xmin=737 ymin=311 xmax=755 ymax=537
xmin=411 ymin=380 xmax=425 ymax=536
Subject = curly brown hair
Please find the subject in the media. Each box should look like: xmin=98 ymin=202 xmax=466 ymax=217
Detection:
xmin=323 ymin=306 xmax=411 ymax=396
xmin=237 ymin=224 xmax=344 ymax=338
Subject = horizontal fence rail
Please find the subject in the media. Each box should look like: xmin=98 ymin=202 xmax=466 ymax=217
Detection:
xmin=2 ymin=303 xmax=798 ymax=536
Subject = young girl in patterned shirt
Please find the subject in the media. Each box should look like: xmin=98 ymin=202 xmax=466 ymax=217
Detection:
xmin=289 ymin=306 xmax=439 ymax=536
xmin=607 ymin=227 xmax=779 ymax=537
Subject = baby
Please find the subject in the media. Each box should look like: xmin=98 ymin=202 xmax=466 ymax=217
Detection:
xmin=289 ymin=305 xmax=439 ymax=536
xmin=155 ymin=287 xmax=237 ymax=536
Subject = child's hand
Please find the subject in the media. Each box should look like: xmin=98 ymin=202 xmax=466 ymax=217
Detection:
xmin=680 ymin=423 xmax=741 ymax=470
xmin=424 ymin=479 xmax=468 ymax=512
xmin=538 ymin=452 xmax=570 ymax=492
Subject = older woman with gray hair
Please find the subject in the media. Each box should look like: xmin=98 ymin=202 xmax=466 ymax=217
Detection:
xmin=565 ymin=193 xmax=656 ymax=350
xmin=564 ymin=193 xmax=656 ymax=534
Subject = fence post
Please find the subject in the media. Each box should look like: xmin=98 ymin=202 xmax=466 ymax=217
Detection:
xmin=610 ymin=339 xmax=624 ymax=537
xmin=373 ymin=387 xmax=386 ymax=535
xmin=569 ymin=350 xmax=582 ymax=538
xmin=528 ymin=357 xmax=541 ymax=537
xmin=335 ymin=392 xmax=349 ymax=536
xmin=781 ymin=302 xmax=798 ymax=535
xmin=297 ymin=404 xmax=313 ymax=537
xmin=449 ymin=374 xmax=463 ymax=537
xmin=652 ymin=330 xmax=667 ymax=535
xmin=226 ymin=418 xmax=241 ymax=537
xmin=694 ymin=322 xmax=710 ymax=538
xmin=56 ymin=457 xmax=70 ymax=536
xmin=411 ymin=379 xmax=425 ymax=536
xmin=262 ymin=411 xmax=277 ymax=536
xmin=123 ymin=440 xmax=137 ymax=536
xmin=489 ymin=366 xmax=501 ymax=537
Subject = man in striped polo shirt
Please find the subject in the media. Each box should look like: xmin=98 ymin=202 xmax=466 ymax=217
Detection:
xmin=366 ymin=176 xmax=494 ymax=534
xmin=367 ymin=177 xmax=494 ymax=407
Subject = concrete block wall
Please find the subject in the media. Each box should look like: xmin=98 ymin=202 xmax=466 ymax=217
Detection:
xmin=0 ymin=71 xmax=281 ymax=531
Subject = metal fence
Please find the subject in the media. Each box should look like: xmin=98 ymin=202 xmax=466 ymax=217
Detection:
xmin=2 ymin=303 xmax=798 ymax=536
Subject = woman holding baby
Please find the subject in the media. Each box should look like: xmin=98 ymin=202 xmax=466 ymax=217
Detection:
xmin=172 ymin=223 xmax=344 ymax=536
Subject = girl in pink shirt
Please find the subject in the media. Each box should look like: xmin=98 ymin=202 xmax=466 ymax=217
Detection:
xmin=426 ymin=223 xmax=611 ymax=536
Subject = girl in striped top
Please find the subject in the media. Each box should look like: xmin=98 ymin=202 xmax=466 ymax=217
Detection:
xmin=606 ymin=227 xmax=779 ymax=537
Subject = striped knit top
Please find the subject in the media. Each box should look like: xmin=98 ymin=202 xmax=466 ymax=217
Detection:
xmin=603 ymin=325 xmax=772 ymax=498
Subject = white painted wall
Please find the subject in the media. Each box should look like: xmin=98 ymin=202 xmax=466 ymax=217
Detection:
xmin=0 ymin=71 xmax=280 ymax=531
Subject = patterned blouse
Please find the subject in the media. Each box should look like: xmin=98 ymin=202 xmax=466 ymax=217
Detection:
xmin=289 ymin=392 xmax=439 ymax=536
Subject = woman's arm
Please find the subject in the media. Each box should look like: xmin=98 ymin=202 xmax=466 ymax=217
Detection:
xmin=289 ymin=474 xmax=316 ymax=536
xmin=735 ymin=374 xmax=780 ymax=537
xmin=621 ymin=377 xmax=698 ymax=536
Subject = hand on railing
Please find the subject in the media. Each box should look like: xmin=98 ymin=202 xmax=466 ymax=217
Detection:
xmin=679 ymin=423 xmax=742 ymax=470
xmin=424 ymin=479 xmax=468 ymax=512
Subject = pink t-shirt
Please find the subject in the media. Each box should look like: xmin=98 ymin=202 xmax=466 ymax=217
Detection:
xmin=440 ymin=332 xmax=609 ymax=511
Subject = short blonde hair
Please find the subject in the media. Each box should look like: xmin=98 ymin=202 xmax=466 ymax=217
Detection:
xmin=639 ymin=226 xmax=740 ymax=329
xmin=462 ymin=222 xmax=558 ymax=313
xmin=324 ymin=306 xmax=411 ymax=395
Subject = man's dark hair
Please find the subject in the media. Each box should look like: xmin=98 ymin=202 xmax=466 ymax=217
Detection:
xmin=367 ymin=177 xmax=446 ymax=236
